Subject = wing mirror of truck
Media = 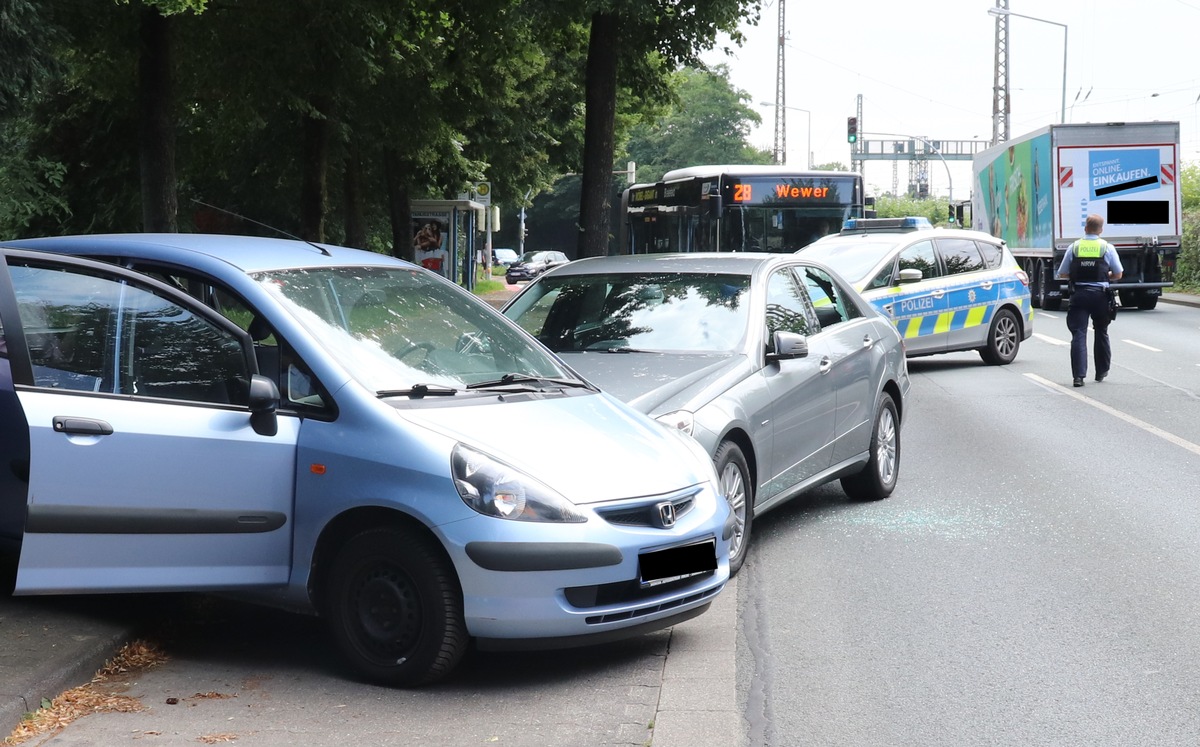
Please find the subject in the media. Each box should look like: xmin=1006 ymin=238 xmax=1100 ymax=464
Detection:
xmin=248 ymin=374 xmax=280 ymax=437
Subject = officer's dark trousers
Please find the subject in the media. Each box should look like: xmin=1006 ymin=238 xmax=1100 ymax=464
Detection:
xmin=1066 ymin=286 xmax=1111 ymax=379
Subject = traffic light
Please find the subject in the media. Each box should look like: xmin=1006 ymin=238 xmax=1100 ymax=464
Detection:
xmin=948 ymin=203 xmax=956 ymax=224
xmin=847 ymin=116 xmax=858 ymax=144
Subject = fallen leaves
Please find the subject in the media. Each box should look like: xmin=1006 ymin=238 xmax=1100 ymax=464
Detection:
xmin=3 ymin=639 xmax=168 ymax=746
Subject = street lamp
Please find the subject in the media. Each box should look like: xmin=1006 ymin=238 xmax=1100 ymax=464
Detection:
xmin=988 ymin=7 xmax=1068 ymax=124
xmin=759 ymin=102 xmax=812 ymax=169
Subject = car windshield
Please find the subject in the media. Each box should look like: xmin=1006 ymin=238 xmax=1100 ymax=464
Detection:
xmin=520 ymin=252 xmax=549 ymax=263
xmin=505 ymin=272 xmax=751 ymax=353
xmin=255 ymin=265 xmax=576 ymax=394
xmin=799 ymin=238 xmax=899 ymax=284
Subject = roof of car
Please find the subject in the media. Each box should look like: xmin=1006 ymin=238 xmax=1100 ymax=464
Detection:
xmin=538 ymin=252 xmax=800 ymax=277
xmin=816 ymin=227 xmax=1004 ymax=245
xmin=3 ymin=233 xmax=407 ymax=275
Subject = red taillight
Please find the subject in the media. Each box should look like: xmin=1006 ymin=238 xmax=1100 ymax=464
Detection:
xmin=1015 ymin=270 xmax=1030 ymax=287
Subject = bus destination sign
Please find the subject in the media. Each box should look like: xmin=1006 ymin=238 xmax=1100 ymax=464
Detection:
xmin=726 ymin=177 xmax=845 ymax=206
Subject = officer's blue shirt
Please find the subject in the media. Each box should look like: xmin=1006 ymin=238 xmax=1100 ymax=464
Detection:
xmin=1057 ymin=233 xmax=1123 ymax=289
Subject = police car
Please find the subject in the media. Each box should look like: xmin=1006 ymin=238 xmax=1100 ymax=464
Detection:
xmin=799 ymin=217 xmax=1032 ymax=364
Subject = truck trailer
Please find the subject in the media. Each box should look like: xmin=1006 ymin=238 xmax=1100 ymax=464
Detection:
xmin=971 ymin=121 xmax=1182 ymax=310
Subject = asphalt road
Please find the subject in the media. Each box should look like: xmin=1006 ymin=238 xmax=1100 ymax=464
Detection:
xmin=739 ymin=301 xmax=1200 ymax=746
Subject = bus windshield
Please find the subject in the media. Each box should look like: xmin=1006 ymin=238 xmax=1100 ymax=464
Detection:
xmin=623 ymin=166 xmax=865 ymax=255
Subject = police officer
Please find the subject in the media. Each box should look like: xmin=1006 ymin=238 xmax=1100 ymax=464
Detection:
xmin=1057 ymin=214 xmax=1123 ymax=387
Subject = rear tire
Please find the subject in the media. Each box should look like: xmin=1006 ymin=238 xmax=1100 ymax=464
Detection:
xmin=1137 ymin=292 xmax=1159 ymax=310
xmin=978 ymin=308 xmax=1020 ymax=365
xmin=714 ymin=441 xmax=753 ymax=576
xmin=841 ymin=393 xmax=900 ymax=502
xmin=324 ymin=527 xmax=468 ymax=687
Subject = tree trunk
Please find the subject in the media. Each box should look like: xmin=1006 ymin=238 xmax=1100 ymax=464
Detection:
xmin=577 ymin=11 xmax=620 ymax=259
xmin=138 ymin=6 xmax=177 ymax=233
xmin=343 ymin=144 xmax=366 ymax=249
xmin=300 ymin=103 xmax=330 ymax=243
xmin=385 ymin=149 xmax=414 ymax=262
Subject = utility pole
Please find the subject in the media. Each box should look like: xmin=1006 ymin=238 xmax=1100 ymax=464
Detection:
xmin=991 ymin=0 xmax=1011 ymax=144
xmin=772 ymin=0 xmax=786 ymax=164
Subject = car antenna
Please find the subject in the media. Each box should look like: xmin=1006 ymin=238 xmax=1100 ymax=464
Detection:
xmin=191 ymin=199 xmax=332 ymax=257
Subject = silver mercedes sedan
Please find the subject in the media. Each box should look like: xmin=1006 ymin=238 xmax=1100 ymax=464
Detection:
xmin=503 ymin=253 xmax=911 ymax=574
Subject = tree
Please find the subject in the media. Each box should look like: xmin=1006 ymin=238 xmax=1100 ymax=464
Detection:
xmin=574 ymin=0 xmax=762 ymax=258
xmin=625 ymin=65 xmax=770 ymax=183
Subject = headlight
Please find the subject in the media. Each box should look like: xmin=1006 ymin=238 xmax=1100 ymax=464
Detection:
xmin=452 ymin=444 xmax=587 ymax=523
xmin=656 ymin=410 xmax=695 ymax=436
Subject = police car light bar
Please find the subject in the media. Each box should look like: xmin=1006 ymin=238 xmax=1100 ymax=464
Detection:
xmin=841 ymin=217 xmax=932 ymax=233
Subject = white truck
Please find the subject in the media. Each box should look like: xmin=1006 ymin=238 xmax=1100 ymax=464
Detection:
xmin=971 ymin=121 xmax=1182 ymax=310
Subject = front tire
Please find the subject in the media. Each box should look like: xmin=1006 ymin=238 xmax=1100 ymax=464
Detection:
xmin=714 ymin=441 xmax=753 ymax=576
xmin=840 ymin=393 xmax=900 ymax=501
xmin=324 ymin=527 xmax=468 ymax=687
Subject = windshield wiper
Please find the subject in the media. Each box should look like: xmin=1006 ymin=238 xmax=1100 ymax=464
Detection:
xmin=377 ymin=383 xmax=458 ymax=398
xmin=465 ymin=373 xmax=591 ymax=390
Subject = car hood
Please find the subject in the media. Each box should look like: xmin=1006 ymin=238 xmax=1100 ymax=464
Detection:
xmin=557 ymin=352 xmax=747 ymax=416
xmin=398 ymin=392 xmax=713 ymax=504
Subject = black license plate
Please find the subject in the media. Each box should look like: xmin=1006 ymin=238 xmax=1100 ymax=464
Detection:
xmin=639 ymin=539 xmax=717 ymax=586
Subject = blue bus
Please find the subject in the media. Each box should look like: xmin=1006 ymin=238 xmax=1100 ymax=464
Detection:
xmin=621 ymin=164 xmax=868 ymax=254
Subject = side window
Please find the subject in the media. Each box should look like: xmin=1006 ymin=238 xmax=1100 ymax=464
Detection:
xmin=10 ymin=262 xmax=250 ymax=405
xmin=897 ymin=240 xmax=941 ymax=280
xmin=801 ymin=266 xmax=862 ymax=329
xmin=975 ymin=240 xmax=1004 ymax=269
xmin=135 ymin=266 xmax=330 ymax=414
xmin=765 ymin=269 xmax=817 ymax=337
xmin=938 ymin=238 xmax=986 ymax=275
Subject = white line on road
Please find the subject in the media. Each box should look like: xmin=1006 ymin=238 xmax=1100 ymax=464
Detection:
xmin=1122 ymin=339 xmax=1162 ymax=352
xmin=1036 ymin=312 xmax=1060 ymax=320
xmin=1033 ymin=332 xmax=1069 ymax=346
xmin=1025 ymin=373 xmax=1200 ymax=457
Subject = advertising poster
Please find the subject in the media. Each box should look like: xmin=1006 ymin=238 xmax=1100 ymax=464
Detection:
xmin=411 ymin=212 xmax=451 ymax=277
xmin=976 ymin=134 xmax=1053 ymax=249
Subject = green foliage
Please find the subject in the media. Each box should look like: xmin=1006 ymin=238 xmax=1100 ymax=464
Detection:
xmin=624 ymin=65 xmax=771 ymax=182
xmin=1181 ymin=161 xmax=1200 ymax=211
xmin=872 ymin=194 xmax=952 ymax=226
xmin=1176 ymin=207 xmax=1200 ymax=290
xmin=813 ymin=161 xmax=850 ymax=172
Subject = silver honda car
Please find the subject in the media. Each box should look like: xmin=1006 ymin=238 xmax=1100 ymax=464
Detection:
xmin=503 ymin=253 xmax=911 ymax=575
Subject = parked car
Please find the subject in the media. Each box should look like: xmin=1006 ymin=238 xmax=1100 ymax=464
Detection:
xmin=799 ymin=217 xmax=1032 ymax=364
xmin=0 ymin=234 xmax=732 ymax=686
xmin=505 ymin=250 xmax=570 ymax=284
xmin=502 ymin=253 xmax=911 ymax=575
xmin=492 ymin=247 xmax=519 ymax=267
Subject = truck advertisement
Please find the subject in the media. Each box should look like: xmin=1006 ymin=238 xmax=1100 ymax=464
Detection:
xmin=972 ymin=122 xmax=1181 ymax=311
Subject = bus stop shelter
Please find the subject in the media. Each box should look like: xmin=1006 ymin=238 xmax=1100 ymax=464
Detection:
xmin=410 ymin=199 xmax=485 ymax=290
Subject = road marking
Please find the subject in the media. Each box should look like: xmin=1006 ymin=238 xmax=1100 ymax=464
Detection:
xmin=1033 ymin=332 xmax=1069 ymax=346
xmin=1025 ymin=373 xmax=1200 ymax=457
xmin=1036 ymin=312 xmax=1059 ymax=320
xmin=1122 ymin=339 xmax=1162 ymax=352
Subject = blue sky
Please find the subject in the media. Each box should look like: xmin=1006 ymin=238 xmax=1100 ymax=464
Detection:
xmin=703 ymin=0 xmax=1200 ymax=198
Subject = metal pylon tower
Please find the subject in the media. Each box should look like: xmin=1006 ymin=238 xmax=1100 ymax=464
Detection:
xmin=773 ymin=0 xmax=786 ymax=164
xmin=991 ymin=0 xmax=1010 ymax=144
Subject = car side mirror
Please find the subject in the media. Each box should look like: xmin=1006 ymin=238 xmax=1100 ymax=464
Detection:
xmin=248 ymin=374 xmax=280 ymax=437
xmin=766 ymin=330 xmax=808 ymax=362
xmin=898 ymin=268 xmax=923 ymax=284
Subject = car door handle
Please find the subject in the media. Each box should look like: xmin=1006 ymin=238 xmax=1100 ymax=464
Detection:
xmin=819 ymin=356 xmax=833 ymax=374
xmin=862 ymin=334 xmax=874 ymax=348
xmin=981 ymin=280 xmax=994 ymax=290
xmin=931 ymin=289 xmax=945 ymax=299
xmin=52 ymin=416 xmax=114 ymax=436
